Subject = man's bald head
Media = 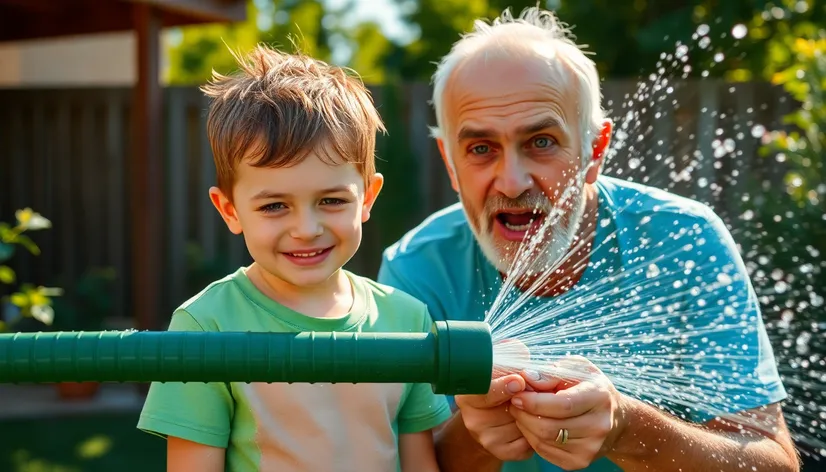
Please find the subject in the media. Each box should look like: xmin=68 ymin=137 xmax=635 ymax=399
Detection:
xmin=430 ymin=7 xmax=606 ymax=165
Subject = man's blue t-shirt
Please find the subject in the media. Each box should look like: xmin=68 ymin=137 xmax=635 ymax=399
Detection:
xmin=377 ymin=175 xmax=786 ymax=472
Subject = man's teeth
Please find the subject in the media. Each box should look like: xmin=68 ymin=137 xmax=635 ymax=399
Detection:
xmin=503 ymin=222 xmax=531 ymax=231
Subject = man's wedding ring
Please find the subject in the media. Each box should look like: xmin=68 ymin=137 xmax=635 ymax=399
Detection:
xmin=555 ymin=428 xmax=569 ymax=445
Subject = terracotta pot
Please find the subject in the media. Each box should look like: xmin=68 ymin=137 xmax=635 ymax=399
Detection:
xmin=56 ymin=382 xmax=101 ymax=400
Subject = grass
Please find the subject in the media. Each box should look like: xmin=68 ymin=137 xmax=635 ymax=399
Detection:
xmin=0 ymin=412 xmax=165 ymax=472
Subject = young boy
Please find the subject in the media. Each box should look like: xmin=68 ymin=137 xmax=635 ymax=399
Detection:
xmin=137 ymin=44 xmax=452 ymax=471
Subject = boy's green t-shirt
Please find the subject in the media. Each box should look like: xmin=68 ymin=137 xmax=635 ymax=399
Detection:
xmin=137 ymin=267 xmax=452 ymax=471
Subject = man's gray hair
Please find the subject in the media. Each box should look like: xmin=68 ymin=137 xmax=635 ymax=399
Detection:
xmin=429 ymin=6 xmax=607 ymax=164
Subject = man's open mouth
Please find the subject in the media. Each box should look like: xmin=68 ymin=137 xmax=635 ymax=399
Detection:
xmin=494 ymin=210 xmax=545 ymax=232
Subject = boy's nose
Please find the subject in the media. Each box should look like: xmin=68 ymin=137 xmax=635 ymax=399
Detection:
xmin=291 ymin=212 xmax=323 ymax=240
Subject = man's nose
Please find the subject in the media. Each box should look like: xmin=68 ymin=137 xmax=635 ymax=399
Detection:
xmin=493 ymin=152 xmax=533 ymax=199
xmin=290 ymin=209 xmax=323 ymax=240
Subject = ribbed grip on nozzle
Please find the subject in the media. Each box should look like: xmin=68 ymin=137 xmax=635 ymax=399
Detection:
xmin=0 ymin=320 xmax=492 ymax=395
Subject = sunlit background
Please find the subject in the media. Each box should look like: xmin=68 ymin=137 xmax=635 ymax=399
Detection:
xmin=0 ymin=0 xmax=823 ymax=470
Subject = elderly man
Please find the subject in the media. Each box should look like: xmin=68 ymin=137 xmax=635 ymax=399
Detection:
xmin=377 ymin=6 xmax=799 ymax=472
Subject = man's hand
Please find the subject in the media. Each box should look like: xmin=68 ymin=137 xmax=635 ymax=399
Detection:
xmin=454 ymin=373 xmax=535 ymax=461
xmin=508 ymin=356 xmax=628 ymax=471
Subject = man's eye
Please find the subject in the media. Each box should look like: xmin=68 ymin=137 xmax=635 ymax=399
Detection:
xmin=533 ymin=137 xmax=554 ymax=148
xmin=470 ymin=144 xmax=490 ymax=155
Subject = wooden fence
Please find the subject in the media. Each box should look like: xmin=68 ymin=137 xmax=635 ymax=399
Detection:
xmin=0 ymin=80 xmax=793 ymax=328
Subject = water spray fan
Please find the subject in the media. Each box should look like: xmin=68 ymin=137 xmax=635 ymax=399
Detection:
xmin=0 ymin=320 xmax=493 ymax=395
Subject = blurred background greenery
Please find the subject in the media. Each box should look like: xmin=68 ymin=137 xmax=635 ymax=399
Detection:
xmin=0 ymin=0 xmax=823 ymax=470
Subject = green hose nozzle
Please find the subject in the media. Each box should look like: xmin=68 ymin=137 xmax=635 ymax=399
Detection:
xmin=0 ymin=320 xmax=492 ymax=395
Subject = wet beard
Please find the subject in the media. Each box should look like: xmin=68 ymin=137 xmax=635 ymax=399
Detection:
xmin=474 ymin=189 xmax=587 ymax=278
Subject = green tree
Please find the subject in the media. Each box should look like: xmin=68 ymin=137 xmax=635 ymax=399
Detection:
xmin=387 ymin=0 xmax=824 ymax=81
xmin=346 ymin=22 xmax=396 ymax=85
xmin=724 ymin=0 xmax=825 ymax=81
xmin=164 ymin=0 xmax=336 ymax=85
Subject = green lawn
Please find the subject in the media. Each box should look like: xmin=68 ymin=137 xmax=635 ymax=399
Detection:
xmin=0 ymin=413 xmax=165 ymax=472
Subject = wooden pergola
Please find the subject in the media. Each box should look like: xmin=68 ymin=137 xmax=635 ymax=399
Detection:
xmin=0 ymin=0 xmax=247 ymax=332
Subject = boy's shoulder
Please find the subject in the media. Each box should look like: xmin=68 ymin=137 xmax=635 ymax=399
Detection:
xmin=353 ymin=272 xmax=427 ymax=309
xmin=173 ymin=268 xmax=250 ymax=330
xmin=348 ymin=272 xmax=435 ymax=329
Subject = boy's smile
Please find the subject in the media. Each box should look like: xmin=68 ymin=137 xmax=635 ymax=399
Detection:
xmin=209 ymin=146 xmax=383 ymax=307
xmin=282 ymin=246 xmax=335 ymax=266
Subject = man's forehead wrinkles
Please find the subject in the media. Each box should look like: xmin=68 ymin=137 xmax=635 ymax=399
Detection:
xmin=455 ymin=111 xmax=570 ymax=141
xmin=454 ymin=95 xmax=570 ymax=122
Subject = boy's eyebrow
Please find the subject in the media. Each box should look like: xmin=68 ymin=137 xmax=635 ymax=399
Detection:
xmin=252 ymin=185 xmax=355 ymax=200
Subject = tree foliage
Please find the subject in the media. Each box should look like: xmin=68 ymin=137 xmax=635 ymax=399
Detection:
xmin=164 ymin=0 xmax=825 ymax=85
xmin=164 ymin=0 xmax=335 ymax=85
xmin=391 ymin=0 xmax=772 ymax=81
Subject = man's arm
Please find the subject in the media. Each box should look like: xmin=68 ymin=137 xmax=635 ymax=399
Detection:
xmin=434 ymin=411 xmax=504 ymax=472
xmin=608 ymin=399 xmax=800 ymax=472
xmin=434 ymin=374 xmax=534 ymax=472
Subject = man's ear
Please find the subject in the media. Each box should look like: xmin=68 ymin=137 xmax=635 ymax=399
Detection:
xmin=437 ymin=138 xmax=460 ymax=193
xmin=361 ymin=173 xmax=385 ymax=223
xmin=209 ymin=186 xmax=243 ymax=234
xmin=586 ymin=119 xmax=613 ymax=184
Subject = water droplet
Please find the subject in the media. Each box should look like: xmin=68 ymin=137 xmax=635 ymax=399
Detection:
xmin=750 ymin=124 xmax=765 ymax=138
xmin=696 ymin=24 xmax=710 ymax=36
xmin=646 ymin=264 xmax=661 ymax=278
xmin=771 ymin=7 xmax=785 ymax=20
xmin=629 ymin=158 xmax=641 ymax=169
xmin=731 ymin=24 xmax=747 ymax=39
xmin=714 ymin=52 xmax=725 ymax=62
xmin=716 ymin=273 xmax=733 ymax=286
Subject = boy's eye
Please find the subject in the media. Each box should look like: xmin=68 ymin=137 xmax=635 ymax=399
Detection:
xmin=259 ymin=202 xmax=285 ymax=213
xmin=321 ymin=198 xmax=347 ymax=205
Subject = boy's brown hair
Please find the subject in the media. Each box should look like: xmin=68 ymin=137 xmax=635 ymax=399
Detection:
xmin=201 ymin=44 xmax=385 ymax=201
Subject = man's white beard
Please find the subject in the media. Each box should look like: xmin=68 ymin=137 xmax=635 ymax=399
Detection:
xmin=464 ymin=184 xmax=588 ymax=278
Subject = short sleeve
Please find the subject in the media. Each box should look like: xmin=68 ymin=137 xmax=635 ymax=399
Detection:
xmin=678 ymin=208 xmax=787 ymax=423
xmin=137 ymin=309 xmax=235 ymax=448
xmin=377 ymin=251 xmax=449 ymax=323
xmin=396 ymin=306 xmax=453 ymax=434
xmin=376 ymin=254 xmax=418 ymax=299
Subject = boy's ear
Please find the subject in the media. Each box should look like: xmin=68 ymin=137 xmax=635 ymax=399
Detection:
xmin=209 ymin=186 xmax=243 ymax=234
xmin=361 ymin=173 xmax=385 ymax=223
